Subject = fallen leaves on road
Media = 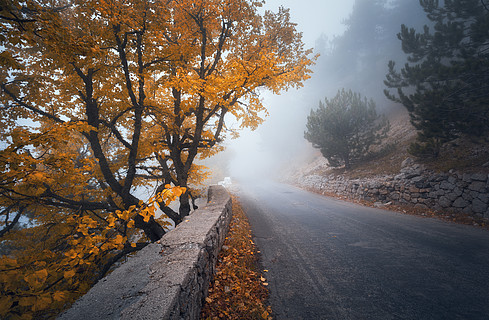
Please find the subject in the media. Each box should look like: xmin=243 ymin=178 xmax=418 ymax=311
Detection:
xmin=200 ymin=195 xmax=272 ymax=320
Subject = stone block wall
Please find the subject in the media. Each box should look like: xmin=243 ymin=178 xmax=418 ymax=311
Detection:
xmin=296 ymin=162 xmax=489 ymax=219
xmin=58 ymin=185 xmax=232 ymax=320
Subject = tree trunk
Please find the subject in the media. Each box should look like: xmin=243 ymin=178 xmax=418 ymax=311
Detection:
xmin=133 ymin=214 xmax=165 ymax=242
xmin=179 ymin=191 xmax=191 ymax=218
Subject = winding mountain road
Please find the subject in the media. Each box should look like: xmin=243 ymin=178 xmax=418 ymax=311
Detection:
xmin=237 ymin=181 xmax=489 ymax=319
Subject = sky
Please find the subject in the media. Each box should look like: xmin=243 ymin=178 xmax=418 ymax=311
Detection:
xmin=261 ymin=0 xmax=355 ymax=48
xmin=224 ymin=0 xmax=356 ymax=181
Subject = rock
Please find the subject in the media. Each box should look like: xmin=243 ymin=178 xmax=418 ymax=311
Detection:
xmin=468 ymin=181 xmax=486 ymax=192
xmin=471 ymin=173 xmax=487 ymax=182
xmin=472 ymin=198 xmax=487 ymax=214
xmin=394 ymin=174 xmax=404 ymax=180
xmin=429 ymin=189 xmax=445 ymax=198
xmin=401 ymin=157 xmax=415 ymax=168
xmin=462 ymin=173 xmax=472 ymax=183
xmin=478 ymin=193 xmax=489 ymax=203
xmin=446 ymin=187 xmax=463 ymax=201
xmin=409 ymin=186 xmax=420 ymax=193
xmin=440 ymin=180 xmax=456 ymax=190
xmin=438 ymin=196 xmax=451 ymax=208
xmin=462 ymin=191 xmax=473 ymax=202
xmin=453 ymin=197 xmax=469 ymax=208
xmin=405 ymin=172 xmax=420 ymax=179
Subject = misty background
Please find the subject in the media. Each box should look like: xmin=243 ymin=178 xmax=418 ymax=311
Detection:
xmin=204 ymin=0 xmax=432 ymax=183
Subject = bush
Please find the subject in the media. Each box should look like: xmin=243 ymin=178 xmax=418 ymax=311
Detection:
xmin=304 ymin=89 xmax=389 ymax=169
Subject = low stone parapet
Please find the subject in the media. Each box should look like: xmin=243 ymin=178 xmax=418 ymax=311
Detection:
xmin=58 ymin=185 xmax=232 ymax=320
xmin=296 ymin=163 xmax=489 ymax=219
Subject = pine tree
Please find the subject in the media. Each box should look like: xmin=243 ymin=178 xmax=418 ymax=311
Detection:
xmin=384 ymin=0 xmax=489 ymax=157
xmin=305 ymin=89 xmax=389 ymax=169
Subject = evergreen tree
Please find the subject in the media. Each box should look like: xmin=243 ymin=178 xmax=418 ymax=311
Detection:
xmin=384 ymin=0 xmax=489 ymax=157
xmin=304 ymin=89 xmax=389 ymax=169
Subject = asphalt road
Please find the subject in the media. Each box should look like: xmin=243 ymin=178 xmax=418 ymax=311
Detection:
xmin=236 ymin=181 xmax=489 ymax=320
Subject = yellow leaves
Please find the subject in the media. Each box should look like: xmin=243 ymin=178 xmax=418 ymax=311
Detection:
xmin=261 ymin=310 xmax=270 ymax=319
xmin=0 ymin=50 xmax=23 ymax=69
xmin=53 ymin=291 xmax=68 ymax=302
xmin=33 ymin=293 xmax=52 ymax=311
xmin=65 ymin=249 xmax=78 ymax=260
xmin=18 ymin=296 xmax=36 ymax=308
xmin=116 ymin=209 xmax=131 ymax=221
xmin=139 ymin=207 xmax=152 ymax=223
xmin=114 ymin=234 xmax=124 ymax=245
xmin=107 ymin=214 xmax=116 ymax=228
xmin=89 ymin=246 xmax=100 ymax=255
xmin=24 ymin=269 xmax=48 ymax=289
xmin=201 ymin=195 xmax=271 ymax=319
xmin=82 ymin=216 xmax=98 ymax=229
xmin=0 ymin=1 xmax=313 ymax=318
xmin=0 ymin=296 xmax=13 ymax=316
xmin=172 ymin=186 xmax=185 ymax=198
xmin=63 ymin=269 xmax=76 ymax=279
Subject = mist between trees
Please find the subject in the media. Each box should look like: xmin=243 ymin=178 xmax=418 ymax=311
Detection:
xmin=224 ymin=0 xmax=488 ymax=180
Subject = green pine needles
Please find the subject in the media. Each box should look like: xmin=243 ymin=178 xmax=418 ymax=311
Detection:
xmin=305 ymin=89 xmax=390 ymax=169
xmin=384 ymin=0 xmax=489 ymax=157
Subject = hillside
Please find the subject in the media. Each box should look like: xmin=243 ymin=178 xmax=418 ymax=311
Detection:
xmin=293 ymin=109 xmax=489 ymax=180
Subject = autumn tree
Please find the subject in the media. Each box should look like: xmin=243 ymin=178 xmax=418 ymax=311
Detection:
xmin=0 ymin=0 xmax=313 ymax=317
xmin=140 ymin=1 xmax=314 ymax=222
xmin=384 ymin=0 xmax=489 ymax=157
xmin=305 ymin=89 xmax=389 ymax=169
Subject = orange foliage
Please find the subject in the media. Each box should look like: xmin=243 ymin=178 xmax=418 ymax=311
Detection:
xmin=0 ymin=0 xmax=313 ymax=318
xmin=201 ymin=195 xmax=272 ymax=320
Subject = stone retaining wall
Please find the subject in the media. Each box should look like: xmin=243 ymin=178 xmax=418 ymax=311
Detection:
xmin=58 ymin=185 xmax=232 ymax=320
xmin=296 ymin=160 xmax=489 ymax=219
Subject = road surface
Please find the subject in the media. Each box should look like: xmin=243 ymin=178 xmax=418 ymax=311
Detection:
xmin=237 ymin=181 xmax=489 ymax=320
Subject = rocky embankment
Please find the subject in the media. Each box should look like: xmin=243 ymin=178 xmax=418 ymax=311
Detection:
xmin=292 ymin=158 xmax=489 ymax=220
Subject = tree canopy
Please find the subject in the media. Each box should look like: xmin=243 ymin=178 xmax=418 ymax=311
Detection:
xmin=384 ymin=0 xmax=489 ymax=156
xmin=304 ymin=89 xmax=389 ymax=169
xmin=0 ymin=0 xmax=314 ymax=317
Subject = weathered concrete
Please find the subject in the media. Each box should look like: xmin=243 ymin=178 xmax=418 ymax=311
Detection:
xmin=58 ymin=185 xmax=232 ymax=320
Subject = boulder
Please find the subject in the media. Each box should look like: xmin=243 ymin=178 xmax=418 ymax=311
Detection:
xmin=468 ymin=181 xmax=486 ymax=192
xmin=471 ymin=173 xmax=487 ymax=182
xmin=453 ymin=197 xmax=469 ymax=208
xmin=472 ymin=198 xmax=487 ymax=214
xmin=401 ymin=157 xmax=415 ymax=168
xmin=438 ymin=196 xmax=451 ymax=208
xmin=440 ymin=180 xmax=456 ymax=191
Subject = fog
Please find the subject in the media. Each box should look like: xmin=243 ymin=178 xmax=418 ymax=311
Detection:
xmin=207 ymin=0 xmax=431 ymax=183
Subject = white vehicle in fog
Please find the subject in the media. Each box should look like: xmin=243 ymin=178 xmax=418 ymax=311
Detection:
xmin=218 ymin=177 xmax=232 ymax=188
